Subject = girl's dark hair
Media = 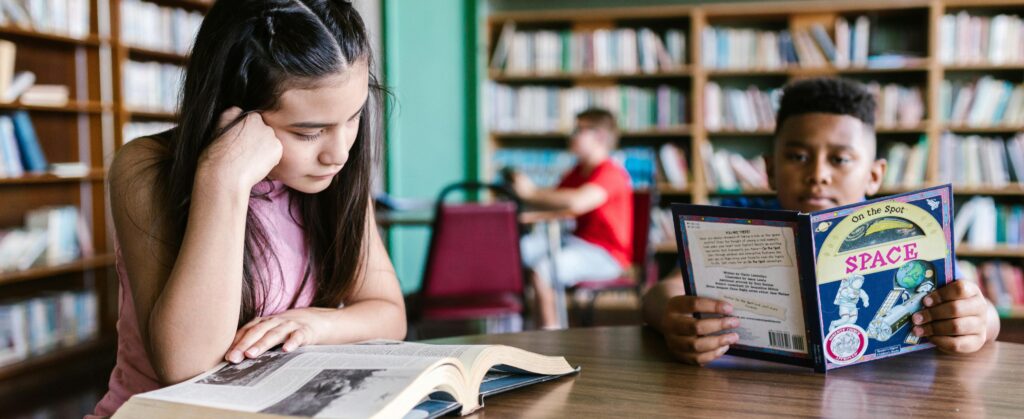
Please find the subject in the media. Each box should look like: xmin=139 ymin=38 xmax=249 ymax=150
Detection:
xmin=157 ymin=0 xmax=383 ymax=326
xmin=775 ymin=77 xmax=876 ymax=132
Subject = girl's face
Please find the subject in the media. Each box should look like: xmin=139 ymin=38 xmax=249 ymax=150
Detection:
xmin=261 ymin=60 xmax=370 ymax=194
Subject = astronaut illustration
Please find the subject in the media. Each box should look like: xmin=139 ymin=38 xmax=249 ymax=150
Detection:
xmin=829 ymin=275 xmax=870 ymax=332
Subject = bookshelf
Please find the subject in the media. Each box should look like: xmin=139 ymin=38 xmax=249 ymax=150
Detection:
xmin=484 ymin=0 xmax=1024 ymax=319
xmin=0 ymin=0 xmax=116 ymax=400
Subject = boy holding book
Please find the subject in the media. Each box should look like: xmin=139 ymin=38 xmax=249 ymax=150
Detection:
xmin=508 ymin=108 xmax=633 ymax=329
xmin=642 ymin=78 xmax=1001 ymax=365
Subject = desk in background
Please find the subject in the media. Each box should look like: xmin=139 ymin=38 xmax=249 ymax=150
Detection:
xmin=427 ymin=326 xmax=1023 ymax=417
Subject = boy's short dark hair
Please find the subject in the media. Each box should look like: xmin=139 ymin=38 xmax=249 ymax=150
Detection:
xmin=775 ymin=78 xmax=876 ymax=132
xmin=576 ymin=108 xmax=618 ymax=132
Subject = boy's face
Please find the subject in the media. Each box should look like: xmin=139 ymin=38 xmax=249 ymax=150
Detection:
xmin=768 ymin=113 xmax=886 ymax=213
xmin=569 ymin=118 xmax=612 ymax=161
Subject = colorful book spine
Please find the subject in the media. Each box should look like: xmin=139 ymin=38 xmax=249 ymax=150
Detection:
xmin=493 ymin=26 xmax=685 ymax=74
xmin=10 ymin=110 xmax=47 ymax=172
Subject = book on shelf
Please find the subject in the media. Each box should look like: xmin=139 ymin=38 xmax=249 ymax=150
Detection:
xmin=486 ymin=82 xmax=687 ymax=133
xmin=958 ymin=260 xmax=1024 ymax=313
xmin=120 ymin=0 xmax=204 ymax=55
xmin=18 ymin=84 xmax=69 ymax=106
xmin=703 ymin=82 xmax=780 ymax=133
xmin=0 ymin=110 xmax=48 ymax=175
xmin=491 ymin=24 xmax=685 ymax=74
xmin=0 ymin=290 xmax=98 ymax=367
xmin=2 ymin=71 xmax=35 ymax=103
xmin=123 ymin=61 xmax=184 ymax=113
xmin=0 ymin=0 xmax=90 ymax=38
xmin=493 ymin=147 xmax=656 ymax=189
xmin=0 ymin=205 xmax=91 ymax=272
xmin=937 ymin=133 xmax=1024 ymax=188
xmin=113 ymin=340 xmax=578 ymax=419
xmin=658 ymin=143 xmax=688 ymax=190
xmin=940 ymin=11 xmax=1024 ymax=66
xmin=867 ymin=83 xmax=924 ymax=129
xmin=940 ymin=77 xmax=1024 ymax=128
xmin=672 ymin=185 xmax=955 ymax=372
xmin=699 ymin=142 xmax=769 ymax=194
xmin=880 ymin=135 xmax=928 ymax=189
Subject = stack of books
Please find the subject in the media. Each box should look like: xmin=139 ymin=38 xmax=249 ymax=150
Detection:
xmin=867 ymin=82 xmax=925 ymax=129
xmin=880 ymin=136 xmax=929 ymax=189
xmin=0 ymin=0 xmax=91 ymax=38
xmin=704 ymin=82 xmax=781 ymax=132
xmin=940 ymin=77 xmax=1024 ymax=128
xmin=954 ymin=196 xmax=1024 ymax=249
xmin=0 ymin=290 xmax=99 ymax=367
xmin=120 ymin=0 xmax=204 ymax=55
xmin=699 ymin=142 xmax=769 ymax=193
xmin=486 ymin=82 xmax=687 ymax=133
xmin=493 ymin=147 xmax=656 ymax=189
xmin=958 ymin=260 xmax=1024 ymax=311
xmin=940 ymin=12 xmax=1024 ymax=65
xmin=0 ymin=206 xmax=92 ymax=273
xmin=491 ymin=22 xmax=686 ymax=74
xmin=937 ymin=132 xmax=1024 ymax=187
xmin=123 ymin=61 xmax=184 ymax=113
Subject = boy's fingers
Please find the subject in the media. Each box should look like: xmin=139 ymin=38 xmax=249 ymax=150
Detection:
xmin=670 ymin=315 xmax=739 ymax=336
xmin=692 ymin=345 xmax=730 ymax=366
xmin=929 ymin=335 xmax=985 ymax=354
xmin=670 ymin=296 xmax=733 ymax=315
xmin=918 ymin=317 xmax=983 ymax=337
xmin=924 ymin=280 xmax=976 ymax=307
xmin=690 ymin=333 xmax=739 ymax=353
xmin=916 ymin=297 xmax=985 ymax=324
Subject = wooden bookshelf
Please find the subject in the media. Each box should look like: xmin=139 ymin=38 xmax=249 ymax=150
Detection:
xmin=485 ymin=0 xmax=1024 ymax=319
xmin=0 ymin=254 xmax=115 ymax=286
xmin=0 ymin=169 xmax=105 ymax=185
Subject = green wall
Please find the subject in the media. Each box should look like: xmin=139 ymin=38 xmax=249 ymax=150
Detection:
xmin=383 ymin=0 xmax=479 ymax=293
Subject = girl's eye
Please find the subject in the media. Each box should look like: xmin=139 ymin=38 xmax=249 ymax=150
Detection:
xmin=297 ymin=131 xmax=323 ymax=141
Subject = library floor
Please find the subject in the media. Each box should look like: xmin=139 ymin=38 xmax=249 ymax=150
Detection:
xmin=11 ymin=295 xmax=1024 ymax=418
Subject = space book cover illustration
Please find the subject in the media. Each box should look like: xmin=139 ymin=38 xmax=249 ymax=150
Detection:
xmin=671 ymin=184 xmax=954 ymax=372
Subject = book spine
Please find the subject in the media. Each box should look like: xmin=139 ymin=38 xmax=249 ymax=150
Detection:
xmin=11 ymin=111 xmax=47 ymax=172
xmin=797 ymin=215 xmax=826 ymax=372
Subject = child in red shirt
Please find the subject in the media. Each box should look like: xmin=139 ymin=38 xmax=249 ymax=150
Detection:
xmin=510 ymin=108 xmax=633 ymax=329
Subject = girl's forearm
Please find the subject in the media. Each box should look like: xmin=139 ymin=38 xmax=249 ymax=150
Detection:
xmin=317 ymin=299 xmax=408 ymax=344
xmin=149 ymin=176 xmax=250 ymax=384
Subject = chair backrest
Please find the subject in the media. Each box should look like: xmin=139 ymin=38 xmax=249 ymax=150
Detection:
xmin=421 ymin=182 xmax=523 ymax=298
xmin=630 ymin=190 xmax=653 ymax=267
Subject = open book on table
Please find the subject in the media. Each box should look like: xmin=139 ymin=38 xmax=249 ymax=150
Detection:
xmin=112 ymin=340 xmax=579 ymax=418
xmin=671 ymin=185 xmax=955 ymax=372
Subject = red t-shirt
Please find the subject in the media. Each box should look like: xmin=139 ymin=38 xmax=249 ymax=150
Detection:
xmin=558 ymin=159 xmax=633 ymax=267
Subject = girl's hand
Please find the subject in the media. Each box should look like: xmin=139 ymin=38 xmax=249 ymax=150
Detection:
xmin=660 ymin=295 xmax=740 ymax=366
xmin=911 ymin=280 xmax=990 ymax=354
xmin=197 ymin=107 xmax=283 ymax=192
xmin=224 ymin=307 xmax=335 ymax=363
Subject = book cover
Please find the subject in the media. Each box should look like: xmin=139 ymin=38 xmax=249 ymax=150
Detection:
xmin=672 ymin=185 xmax=954 ymax=372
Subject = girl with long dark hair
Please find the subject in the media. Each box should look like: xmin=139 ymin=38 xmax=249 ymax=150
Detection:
xmin=91 ymin=0 xmax=405 ymax=415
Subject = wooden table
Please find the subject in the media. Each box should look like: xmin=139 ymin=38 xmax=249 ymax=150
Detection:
xmin=427 ymin=325 xmax=1024 ymax=417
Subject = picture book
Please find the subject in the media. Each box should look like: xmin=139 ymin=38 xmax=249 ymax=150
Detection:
xmin=671 ymin=185 xmax=954 ymax=372
xmin=113 ymin=340 xmax=578 ymax=418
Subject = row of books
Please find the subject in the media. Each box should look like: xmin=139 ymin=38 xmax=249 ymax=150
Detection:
xmin=940 ymin=77 xmax=1024 ymax=128
xmin=123 ymin=60 xmax=183 ymax=113
xmin=124 ymin=121 xmax=175 ymax=144
xmin=939 ymin=12 xmax=1024 ymax=66
xmin=958 ymin=260 xmax=1024 ymax=310
xmin=120 ymin=0 xmax=203 ymax=55
xmin=866 ymin=83 xmax=925 ymax=129
xmin=0 ymin=0 xmax=90 ymax=39
xmin=701 ymin=17 xmax=892 ymax=69
xmin=0 ymin=111 xmax=46 ymax=177
xmin=880 ymin=136 xmax=928 ymax=189
xmin=492 ymin=147 xmax=656 ymax=189
xmin=658 ymin=143 xmax=689 ymax=190
xmin=0 ymin=290 xmax=98 ymax=367
xmin=490 ymin=22 xmax=686 ymax=74
xmin=703 ymin=82 xmax=780 ymax=132
xmin=936 ymin=133 xmax=1024 ymax=188
xmin=0 ymin=205 xmax=92 ymax=272
xmin=699 ymin=142 xmax=769 ymax=193
xmin=485 ymin=82 xmax=688 ymax=133
xmin=955 ymin=196 xmax=1024 ymax=248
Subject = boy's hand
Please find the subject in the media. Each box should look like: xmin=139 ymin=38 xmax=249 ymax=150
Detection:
xmin=660 ymin=295 xmax=740 ymax=365
xmin=911 ymin=280 xmax=990 ymax=354
xmin=508 ymin=171 xmax=537 ymax=200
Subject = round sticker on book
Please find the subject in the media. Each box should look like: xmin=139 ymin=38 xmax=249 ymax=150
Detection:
xmin=825 ymin=325 xmax=868 ymax=365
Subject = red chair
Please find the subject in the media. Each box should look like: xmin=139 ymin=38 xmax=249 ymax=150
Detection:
xmin=411 ymin=182 xmax=525 ymax=335
xmin=569 ymin=190 xmax=656 ymax=326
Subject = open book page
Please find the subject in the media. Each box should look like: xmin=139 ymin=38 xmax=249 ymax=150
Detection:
xmin=124 ymin=350 xmax=465 ymax=419
xmin=679 ymin=217 xmax=809 ymax=356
